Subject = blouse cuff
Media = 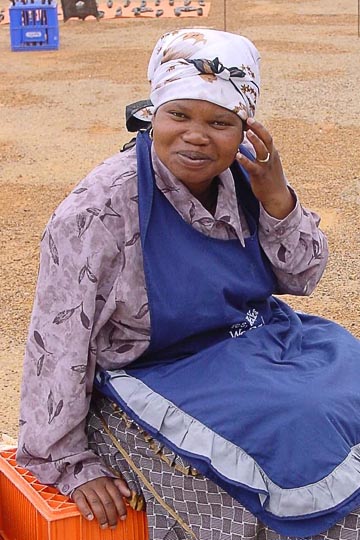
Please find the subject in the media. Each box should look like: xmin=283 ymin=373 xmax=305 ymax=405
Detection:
xmin=258 ymin=187 xmax=302 ymax=239
xmin=57 ymin=460 xmax=118 ymax=497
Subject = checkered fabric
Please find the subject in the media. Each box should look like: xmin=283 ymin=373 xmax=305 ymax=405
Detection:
xmin=87 ymin=396 xmax=360 ymax=540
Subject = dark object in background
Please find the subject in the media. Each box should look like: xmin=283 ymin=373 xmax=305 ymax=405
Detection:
xmin=60 ymin=0 xmax=100 ymax=21
xmin=174 ymin=5 xmax=202 ymax=15
xmin=132 ymin=5 xmax=153 ymax=15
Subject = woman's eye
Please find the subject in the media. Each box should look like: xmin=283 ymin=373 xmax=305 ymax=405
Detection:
xmin=170 ymin=111 xmax=185 ymax=118
xmin=213 ymin=121 xmax=228 ymax=127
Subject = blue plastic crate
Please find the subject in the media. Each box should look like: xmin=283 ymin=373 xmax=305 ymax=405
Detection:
xmin=9 ymin=1 xmax=59 ymax=51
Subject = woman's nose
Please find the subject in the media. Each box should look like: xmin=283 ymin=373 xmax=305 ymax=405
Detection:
xmin=182 ymin=124 xmax=210 ymax=145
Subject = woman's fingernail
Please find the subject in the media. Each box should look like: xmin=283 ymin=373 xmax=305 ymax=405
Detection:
xmin=236 ymin=152 xmax=243 ymax=160
xmin=247 ymin=117 xmax=255 ymax=125
xmin=120 ymin=515 xmax=127 ymax=521
xmin=100 ymin=523 xmax=109 ymax=529
xmin=86 ymin=513 xmax=94 ymax=521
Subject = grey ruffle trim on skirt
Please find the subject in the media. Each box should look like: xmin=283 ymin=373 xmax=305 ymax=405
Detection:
xmin=104 ymin=369 xmax=360 ymax=519
xmin=87 ymin=395 xmax=360 ymax=540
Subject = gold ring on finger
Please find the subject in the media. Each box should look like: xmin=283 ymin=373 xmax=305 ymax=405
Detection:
xmin=257 ymin=152 xmax=270 ymax=163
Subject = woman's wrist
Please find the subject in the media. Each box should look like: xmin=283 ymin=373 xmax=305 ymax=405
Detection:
xmin=261 ymin=188 xmax=296 ymax=220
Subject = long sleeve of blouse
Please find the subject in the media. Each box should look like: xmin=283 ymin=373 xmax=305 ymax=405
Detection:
xmin=16 ymin=206 xmax=124 ymax=495
xmin=17 ymin=144 xmax=328 ymax=495
xmin=258 ymin=201 xmax=328 ymax=295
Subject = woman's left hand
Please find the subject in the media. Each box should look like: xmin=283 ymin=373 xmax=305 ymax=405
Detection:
xmin=236 ymin=118 xmax=295 ymax=220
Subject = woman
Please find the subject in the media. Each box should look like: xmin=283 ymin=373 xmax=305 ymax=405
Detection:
xmin=17 ymin=28 xmax=360 ymax=540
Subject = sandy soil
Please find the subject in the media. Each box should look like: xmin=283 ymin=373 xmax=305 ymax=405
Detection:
xmin=0 ymin=0 xmax=359 ymax=439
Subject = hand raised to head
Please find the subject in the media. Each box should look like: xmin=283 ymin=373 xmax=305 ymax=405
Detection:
xmin=236 ymin=118 xmax=295 ymax=219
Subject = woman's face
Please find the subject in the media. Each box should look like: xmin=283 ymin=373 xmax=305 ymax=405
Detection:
xmin=152 ymin=99 xmax=244 ymax=197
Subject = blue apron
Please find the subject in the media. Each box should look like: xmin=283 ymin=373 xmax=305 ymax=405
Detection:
xmin=96 ymin=131 xmax=360 ymax=537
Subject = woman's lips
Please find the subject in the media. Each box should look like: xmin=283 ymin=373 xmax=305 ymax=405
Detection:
xmin=177 ymin=151 xmax=212 ymax=167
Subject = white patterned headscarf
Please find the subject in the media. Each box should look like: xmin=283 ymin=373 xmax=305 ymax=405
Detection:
xmin=147 ymin=28 xmax=261 ymax=121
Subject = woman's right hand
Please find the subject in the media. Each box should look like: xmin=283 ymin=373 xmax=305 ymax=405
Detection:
xmin=72 ymin=476 xmax=131 ymax=530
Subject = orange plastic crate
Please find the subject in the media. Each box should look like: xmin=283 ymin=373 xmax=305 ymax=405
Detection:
xmin=0 ymin=449 xmax=148 ymax=540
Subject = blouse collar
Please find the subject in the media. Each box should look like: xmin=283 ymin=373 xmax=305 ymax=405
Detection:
xmin=151 ymin=145 xmax=246 ymax=246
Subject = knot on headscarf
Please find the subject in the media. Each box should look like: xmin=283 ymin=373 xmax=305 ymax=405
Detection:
xmin=147 ymin=28 xmax=261 ymax=121
xmin=188 ymin=57 xmax=247 ymax=82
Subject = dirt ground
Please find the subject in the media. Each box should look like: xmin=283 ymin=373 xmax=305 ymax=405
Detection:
xmin=0 ymin=0 xmax=359 ymax=439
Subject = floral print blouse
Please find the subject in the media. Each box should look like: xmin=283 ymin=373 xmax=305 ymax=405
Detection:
xmin=16 ymin=143 xmax=328 ymax=496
